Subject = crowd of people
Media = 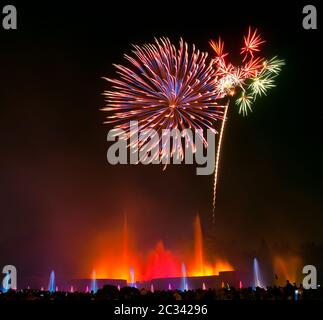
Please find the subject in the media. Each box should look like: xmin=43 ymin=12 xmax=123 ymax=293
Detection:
xmin=0 ymin=281 xmax=322 ymax=301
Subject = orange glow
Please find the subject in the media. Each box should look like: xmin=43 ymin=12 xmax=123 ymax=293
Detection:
xmin=273 ymin=255 xmax=302 ymax=285
xmin=90 ymin=214 xmax=234 ymax=282
xmin=92 ymin=216 xmax=140 ymax=282
xmin=214 ymin=258 xmax=234 ymax=275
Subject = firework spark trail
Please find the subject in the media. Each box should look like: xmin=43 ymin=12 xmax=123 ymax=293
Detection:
xmin=212 ymin=102 xmax=228 ymax=222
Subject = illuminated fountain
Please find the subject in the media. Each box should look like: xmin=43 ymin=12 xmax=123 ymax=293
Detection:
xmin=273 ymin=255 xmax=302 ymax=286
xmin=93 ymin=215 xmax=136 ymax=282
xmin=253 ymin=258 xmax=263 ymax=288
xmin=122 ymin=216 xmax=130 ymax=279
xmin=191 ymin=214 xmax=224 ymax=277
xmin=48 ymin=270 xmax=55 ymax=293
xmin=181 ymin=263 xmax=188 ymax=291
xmin=91 ymin=270 xmax=98 ymax=293
xmin=1 ymin=271 xmax=9 ymax=293
xmin=145 ymin=241 xmax=181 ymax=280
xmin=129 ymin=267 xmax=135 ymax=287
xmin=194 ymin=214 xmax=205 ymax=275
xmin=84 ymin=214 xmax=236 ymax=290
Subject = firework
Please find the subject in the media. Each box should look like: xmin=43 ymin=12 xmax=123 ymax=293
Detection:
xmin=103 ymin=38 xmax=225 ymax=161
xmin=103 ymin=31 xmax=283 ymax=221
xmin=210 ymin=28 xmax=284 ymax=218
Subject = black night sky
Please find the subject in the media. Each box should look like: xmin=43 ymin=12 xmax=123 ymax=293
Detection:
xmin=0 ymin=1 xmax=322 ymax=286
